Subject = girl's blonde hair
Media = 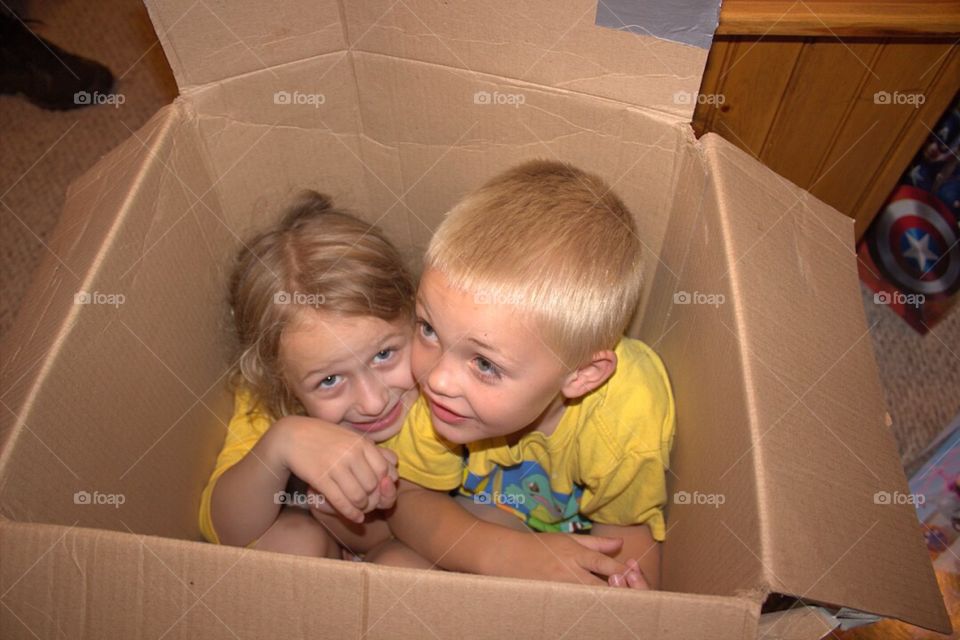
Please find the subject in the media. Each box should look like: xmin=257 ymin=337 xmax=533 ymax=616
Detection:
xmin=229 ymin=191 xmax=415 ymax=418
xmin=425 ymin=160 xmax=642 ymax=369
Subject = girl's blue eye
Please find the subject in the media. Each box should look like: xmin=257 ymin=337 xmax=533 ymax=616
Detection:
xmin=373 ymin=348 xmax=394 ymax=364
xmin=317 ymin=375 xmax=341 ymax=390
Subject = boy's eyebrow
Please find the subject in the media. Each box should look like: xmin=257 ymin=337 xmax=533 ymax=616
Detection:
xmin=467 ymin=336 xmax=516 ymax=366
xmin=415 ymin=295 xmax=430 ymax=315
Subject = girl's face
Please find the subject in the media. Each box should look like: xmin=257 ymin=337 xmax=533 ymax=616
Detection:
xmin=279 ymin=311 xmax=416 ymax=443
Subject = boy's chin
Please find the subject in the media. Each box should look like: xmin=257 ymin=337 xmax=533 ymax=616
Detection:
xmin=430 ymin=419 xmax=474 ymax=444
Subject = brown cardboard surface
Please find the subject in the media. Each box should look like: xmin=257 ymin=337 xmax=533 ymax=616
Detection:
xmin=0 ymin=101 xmax=232 ymax=539
xmin=1 ymin=521 xmax=759 ymax=640
xmin=183 ymin=51 xmax=688 ymax=291
xmin=653 ymin=143 xmax=768 ymax=599
xmin=147 ymin=0 xmax=705 ymax=119
xmin=700 ymin=135 xmax=949 ymax=632
xmin=0 ymin=0 xmax=950 ymax=637
xmin=144 ymin=1 xmax=346 ymax=91
xmin=341 ymin=0 xmax=706 ymax=119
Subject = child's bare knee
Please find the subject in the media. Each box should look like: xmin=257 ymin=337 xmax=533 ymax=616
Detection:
xmin=366 ymin=539 xmax=433 ymax=569
xmin=255 ymin=508 xmax=340 ymax=558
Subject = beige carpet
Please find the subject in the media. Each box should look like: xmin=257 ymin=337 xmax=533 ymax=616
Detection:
xmin=0 ymin=0 xmax=956 ymax=471
xmin=0 ymin=0 xmax=178 ymax=336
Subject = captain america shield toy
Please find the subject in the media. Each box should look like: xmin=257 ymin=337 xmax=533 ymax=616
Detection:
xmin=868 ymin=185 xmax=960 ymax=299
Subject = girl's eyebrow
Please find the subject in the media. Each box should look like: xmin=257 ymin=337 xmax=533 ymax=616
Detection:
xmin=372 ymin=331 xmax=405 ymax=350
xmin=302 ymin=330 xmax=407 ymax=382
xmin=301 ymin=365 xmax=335 ymax=384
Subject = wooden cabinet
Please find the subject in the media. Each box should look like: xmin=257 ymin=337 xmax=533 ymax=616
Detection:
xmin=693 ymin=1 xmax=960 ymax=239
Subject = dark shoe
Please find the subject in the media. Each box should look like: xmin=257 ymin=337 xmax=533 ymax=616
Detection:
xmin=0 ymin=10 xmax=115 ymax=110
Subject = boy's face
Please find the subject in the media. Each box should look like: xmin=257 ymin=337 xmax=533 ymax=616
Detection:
xmin=280 ymin=311 xmax=416 ymax=443
xmin=411 ymin=267 xmax=571 ymax=444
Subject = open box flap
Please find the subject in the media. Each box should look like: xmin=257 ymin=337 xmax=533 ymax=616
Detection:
xmin=700 ymin=133 xmax=950 ymax=633
xmin=144 ymin=0 xmax=707 ymax=121
xmin=0 ymin=100 xmax=232 ymax=538
xmin=0 ymin=521 xmax=761 ymax=639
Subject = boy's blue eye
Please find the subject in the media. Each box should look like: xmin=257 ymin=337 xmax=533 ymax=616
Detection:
xmin=473 ymin=356 xmax=501 ymax=380
xmin=418 ymin=320 xmax=436 ymax=339
xmin=317 ymin=375 xmax=341 ymax=390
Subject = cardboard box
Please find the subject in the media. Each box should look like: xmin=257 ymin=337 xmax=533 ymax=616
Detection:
xmin=0 ymin=1 xmax=949 ymax=637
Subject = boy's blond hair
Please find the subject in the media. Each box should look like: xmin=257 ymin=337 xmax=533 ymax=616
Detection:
xmin=229 ymin=191 xmax=415 ymax=418
xmin=425 ymin=160 xmax=643 ymax=369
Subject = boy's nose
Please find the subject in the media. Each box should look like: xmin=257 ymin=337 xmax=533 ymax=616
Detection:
xmin=425 ymin=355 xmax=458 ymax=398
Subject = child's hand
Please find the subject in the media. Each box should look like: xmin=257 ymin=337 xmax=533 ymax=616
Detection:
xmin=272 ymin=416 xmax=397 ymax=523
xmin=493 ymin=531 xmax=630 ymax=586
xmin=608 ymin=558 xmax=650 ymax=589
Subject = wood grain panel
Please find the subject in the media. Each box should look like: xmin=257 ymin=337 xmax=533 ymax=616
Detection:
xmin=760 ymin=40 xmax=883 ymax=188
xmin=697 ymin=39 xmax=805 ymax=158
xmin=809 ymin=41 xmax=955 ymax=216
xmin=717 ymin=1 xmax=960 ymax=37
xmin=852 ymin=47 xmax=960 ymax=238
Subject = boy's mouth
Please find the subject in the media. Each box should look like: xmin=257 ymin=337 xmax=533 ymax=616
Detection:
xmin=347 ymin=399 xmax=404 ymax=433
xmin=426 ymin=395 xmax=468 ymax=425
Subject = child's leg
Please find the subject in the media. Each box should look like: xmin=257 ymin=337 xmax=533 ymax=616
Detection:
xmin=365 ymin=538 xmax=434 ymax=569
xmin=252 ymin=507 xmax=341 ymax=559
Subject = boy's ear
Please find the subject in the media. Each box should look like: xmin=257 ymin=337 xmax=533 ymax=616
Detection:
xmin=560 ymin=350 xmax=617 ymax=399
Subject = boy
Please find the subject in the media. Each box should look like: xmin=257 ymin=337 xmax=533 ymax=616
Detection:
xmin=381 ymin=160 xmax=676 ymax=588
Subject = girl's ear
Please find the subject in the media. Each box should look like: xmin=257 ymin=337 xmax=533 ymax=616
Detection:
xmin=560 ymin=350 xmax=617 ymax=399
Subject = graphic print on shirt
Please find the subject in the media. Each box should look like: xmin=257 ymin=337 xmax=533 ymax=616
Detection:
xmin=460 ymin=459 xmax=591 ymax=532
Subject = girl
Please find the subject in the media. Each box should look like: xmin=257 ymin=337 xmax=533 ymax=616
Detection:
xmin=198 ymin=191 xmax=425 ymax=563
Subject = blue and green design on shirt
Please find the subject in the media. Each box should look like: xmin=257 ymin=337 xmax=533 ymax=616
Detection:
xmin=459 ymin=459 xmax=592 ymax=533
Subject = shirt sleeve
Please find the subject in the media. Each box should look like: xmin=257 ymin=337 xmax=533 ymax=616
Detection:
xmin=578 ymin=344 xmax=677 ymax=541
xmin=393 ymin=396 xmax=465 ymax=491
xmin=198 ymin=388 xmax=275 ymax=544
xmin=578 ymin=440 xmax=673 ymax=540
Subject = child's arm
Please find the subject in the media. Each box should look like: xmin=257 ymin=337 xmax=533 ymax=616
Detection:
xmin=210 ymin=415 xmax=396 ymax=546
xmin=388 ymin=479 xmax=631 ymax=585
xmin=591 ymin=523 xmax=661 ymax=589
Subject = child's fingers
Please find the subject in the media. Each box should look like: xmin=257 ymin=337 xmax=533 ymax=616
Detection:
xmin=378 ymin=447 xmax=398 ymax=468
xmin=625 ymin=568 xmax=650 ymax=590
xmin=377 ymin=475 xmax=397 ymax=509
xmin=569 ymin=534 xmax=623 ymax=555
xmin=349 ymin=458 xmax=382 ymax=495
xmin=578 ymin=550 xmax=629 ymax=581
xmin=317 ymin=487 xmax=364 ymax=523
xmin=330 ymin=472 xmax=374 ymax=518
xmin=364 ymin=446 xmax=397 ymax=484
xmin=619 ymin=559 xmax=651 ymax=590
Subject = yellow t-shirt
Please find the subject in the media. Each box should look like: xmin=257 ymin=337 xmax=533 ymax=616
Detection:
xmin=197 ymin=388 xmax=400 ymax=544
xmin=393 ymin=337 xmax=676 ymax=541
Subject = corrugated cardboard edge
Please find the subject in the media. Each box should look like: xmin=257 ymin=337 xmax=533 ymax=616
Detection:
xmin=1 ymin=521 xmax=761 ymax=639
